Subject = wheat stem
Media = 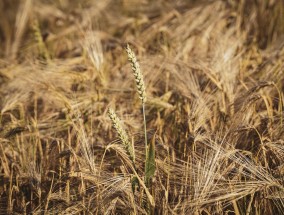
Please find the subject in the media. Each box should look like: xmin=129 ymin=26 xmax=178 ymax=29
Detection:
xmin=125 ymin=44 xmax=148 ymax=174
xmin=142 ymin=103 xmax=148 ymax=160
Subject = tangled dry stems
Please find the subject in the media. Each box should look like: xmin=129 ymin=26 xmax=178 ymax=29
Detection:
xmin=0 ymin=0 xmax=284 ymax=214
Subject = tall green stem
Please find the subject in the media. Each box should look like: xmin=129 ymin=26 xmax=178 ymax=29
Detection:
xmin=143 ymin=103 xmax=148 ymax=167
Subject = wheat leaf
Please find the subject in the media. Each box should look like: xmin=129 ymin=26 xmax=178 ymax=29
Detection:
xmin=145 ymin=132 xmax=156 ymax=186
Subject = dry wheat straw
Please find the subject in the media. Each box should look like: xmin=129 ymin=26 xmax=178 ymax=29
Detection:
xmin=107 ymin=108 xmax=135 ymax=162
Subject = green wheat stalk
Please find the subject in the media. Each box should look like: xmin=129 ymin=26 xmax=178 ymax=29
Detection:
xmin=108 ymin=45 xmax=155 ymax=211
xmin=126 ymin=44 xmax=155 ymax=189
xmin=125 ymin=44 xmax=147 ymax=153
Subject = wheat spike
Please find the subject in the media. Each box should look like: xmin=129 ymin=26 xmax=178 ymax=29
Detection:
xmin=108 ymin=108 xmax=135 ymax=162
xmin=32 ymin=19 xmax=50 ymax=62
xmin=125 ymin=44 xmax=147 ymax=104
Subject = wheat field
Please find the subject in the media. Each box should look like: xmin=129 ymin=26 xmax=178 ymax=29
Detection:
xmin=0 ymin=0 xmax=284 ymax=214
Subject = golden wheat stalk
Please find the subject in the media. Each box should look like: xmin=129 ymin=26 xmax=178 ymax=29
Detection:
xmin=107 ymin=108 xmax=135 ymax=162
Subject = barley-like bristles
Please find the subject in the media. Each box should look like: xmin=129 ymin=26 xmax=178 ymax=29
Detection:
xmin=126 ymin=44 xmax=147 ymax=104
xmin=108 ymin=108 xmax=135 ymax=161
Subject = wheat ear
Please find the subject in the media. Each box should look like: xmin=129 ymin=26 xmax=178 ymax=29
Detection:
xmin=108 ymin=108 xmax=135 ymax=162
xmin=125 ymin=44 xmax=147 ymax=104
xmin=32 ymin=20 xmax=50 ymax=62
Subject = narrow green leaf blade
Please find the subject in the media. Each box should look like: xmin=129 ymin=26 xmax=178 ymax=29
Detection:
xmin=145 ymin=133 xmax=156 ymax=186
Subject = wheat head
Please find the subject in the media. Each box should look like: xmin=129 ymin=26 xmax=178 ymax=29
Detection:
xmin=125 ymin=44 xmax=147 ymax=104
xmin=108 ymin=107 xmax=135 ymax=162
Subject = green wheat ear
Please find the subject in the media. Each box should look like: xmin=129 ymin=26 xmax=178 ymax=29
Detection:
xmin=125 ymin=44 xmax=147 ymax=104
xmin=107 ymin=107 xmax=135 ymax=163
xmin=32 ymin=20 xmax=50 ymax=62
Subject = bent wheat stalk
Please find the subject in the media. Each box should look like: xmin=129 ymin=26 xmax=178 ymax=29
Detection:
xmin=107 ymin=107 xmax=155 ymax=208
xmin=107 ymin=107 xmax=135 ymax=163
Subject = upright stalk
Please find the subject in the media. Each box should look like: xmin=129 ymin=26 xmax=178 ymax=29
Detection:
xmin=126 ymin=44 xmax=155 ymax=213
xmin=143 ymin=103 xmax=148 ymax=167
